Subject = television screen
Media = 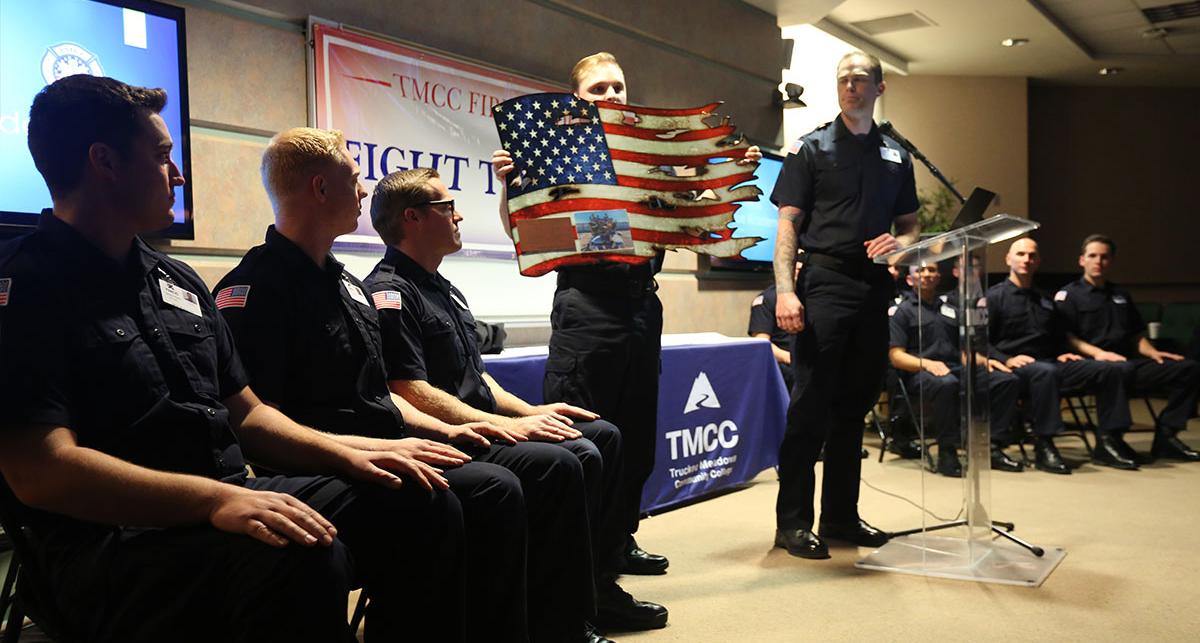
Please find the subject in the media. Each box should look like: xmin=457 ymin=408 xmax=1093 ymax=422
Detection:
xmin=0 ymin=0 xmax=192 ymax=239
xmin=710 ymin=149 xmax=784 ymax=271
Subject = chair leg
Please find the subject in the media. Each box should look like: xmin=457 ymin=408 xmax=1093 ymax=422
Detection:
xmin=2 ymin=591 xmax=23 ymax=643
xmin=1143 ymin=396 xmax=1161 ymax=427
xmin=0 ymin=556 xmax=16 ymax=630
xmin=349 ymin=591 xmax=368 ymax=636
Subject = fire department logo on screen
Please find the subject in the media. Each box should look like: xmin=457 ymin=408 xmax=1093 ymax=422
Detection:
xmin=41 ymin=43 xmax=103 ymax=84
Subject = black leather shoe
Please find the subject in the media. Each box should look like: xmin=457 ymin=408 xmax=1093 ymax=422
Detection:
xmin=936 ymin=447 xmax=962 ymax=478
xmin=991 ymin=444 xmax=1024 ymax=472
xmin=1111 ymin=434 xmax=1152 ymax=465
xmin=594 ymin=579 xmax=668 ymax=632
xmin=1152 ymin=429 xmax=1200 ymax=461
xmin=773 ymin=528 xmax=830 ymax=559
xmin=584 ymin=622 xmax=616 ymax=643
xmin=888 ymin=438 xmax=923 ymax=459
xmin=1033 ymin=437 xmax=1070 ymax=475
xmin=817 ymin=519 xmax=890 ymax=547
xmin=616 ymin=536 xmax=668 ymax=575
xmin=1093 ymin=434 xmax=1139 ymax=470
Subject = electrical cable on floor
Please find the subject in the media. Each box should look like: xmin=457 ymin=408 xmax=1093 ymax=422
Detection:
xmin=860 ymin=474 xmax=964 ymax=523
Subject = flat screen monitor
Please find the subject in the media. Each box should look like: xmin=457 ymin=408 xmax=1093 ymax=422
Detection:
xmin=709 ymin=149 xmax=783 ymax=271
xmin=0 ymin=0 xmax=193 ymax=239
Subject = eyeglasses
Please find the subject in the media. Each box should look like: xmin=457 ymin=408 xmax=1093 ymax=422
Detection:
xmin=414 ymin=198 xmax=455 ymax=215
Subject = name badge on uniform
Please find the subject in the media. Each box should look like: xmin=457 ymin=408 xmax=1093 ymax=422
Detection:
xmin=1112 ymin=295 xmax=1127 ymax=305
xmin=159 ymin=279 xmax=203 ymax=317
xmin=450 ymin=291 xmax=469 ymax=310
xmin=880 ymin=147 xmax=901 ymax=163
xmin=940 ymin=304 xmax=956 ymax=319
xmin=343 ymin=279 xmax=370 ymax=308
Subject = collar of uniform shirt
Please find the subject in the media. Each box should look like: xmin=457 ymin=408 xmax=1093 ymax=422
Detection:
xmin=264 ymin=225 xmax=344 ymax=281
xmin=39 ymin=209 xmax=162 ymax=282
xmin=382 ymin=245 xmax=435 ymax=284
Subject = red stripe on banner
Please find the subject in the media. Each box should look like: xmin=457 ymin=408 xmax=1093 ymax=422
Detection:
xmin=517 ymin=251 xmax=652 ymax=277
xmin=596 ymin=101 xmax=722 ymax=116
xmin=511 ymin=198 xmax=740 ymax=221
xmin=630 ymin=228 xmax=737 ymax=246
xmin=615 ymin=171 xmax=754 ymax=192
xmin=343 ymin=74 xmax=393 ymax=87
xmin=601 ymin=123 xmax=735 ymax=142
xmin=608 ymin=146 xmax=753 ymax=167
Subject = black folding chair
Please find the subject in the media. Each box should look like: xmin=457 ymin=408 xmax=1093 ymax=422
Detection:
xmin=0 ymin=482 xmax=68 ymax=643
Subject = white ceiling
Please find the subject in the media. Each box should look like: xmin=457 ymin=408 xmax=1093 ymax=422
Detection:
xmin=742 ymin=0 xmax=1200 ymax=86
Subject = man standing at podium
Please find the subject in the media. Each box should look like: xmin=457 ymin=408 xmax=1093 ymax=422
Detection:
xmin=771 ymin=51 xmax=920 ymax=559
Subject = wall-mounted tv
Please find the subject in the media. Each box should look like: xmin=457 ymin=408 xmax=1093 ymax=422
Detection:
xmin=709 ymin=149 xmax=784 ymax=272
xmin=0 ymin=0 xmax=193 ymax=239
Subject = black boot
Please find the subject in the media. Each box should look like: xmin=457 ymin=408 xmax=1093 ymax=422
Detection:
xmin=616 ymin=536 xmax=668 ymax=575
xmin=1151 ymin=426 xmax=1200 ymax=461
xmin=1093 ymin=433 xmax=1139 ymax=470
xmin=1034 ymin=437 xmax=1070 ymax=474
xmin=936 ymin=446 xmax=962 ymax=478
xmin=990 ymin=444 xmax=1024 ymax=472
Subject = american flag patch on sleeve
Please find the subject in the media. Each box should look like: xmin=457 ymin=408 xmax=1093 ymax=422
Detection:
xmin=0 ymin=278 xmax=11 ymax=306
xmin=372 ymin=290 xmax=403 ymax=310
xmin=215 ymin=285 xmax=251 ymax=309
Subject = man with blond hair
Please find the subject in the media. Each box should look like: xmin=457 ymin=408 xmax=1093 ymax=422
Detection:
xmin=217 ymin=127 xmax=605 ymax=643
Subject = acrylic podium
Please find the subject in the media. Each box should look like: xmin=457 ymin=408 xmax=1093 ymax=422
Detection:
xmin=854 ymin=214 xmax=1067 ymax=586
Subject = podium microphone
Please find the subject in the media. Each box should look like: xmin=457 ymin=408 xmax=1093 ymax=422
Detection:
xmin=878 ymin=120 xmax=922 ymax=160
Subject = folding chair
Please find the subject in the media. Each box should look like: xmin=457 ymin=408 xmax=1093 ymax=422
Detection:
xmin=0 ymin=482 xmax=67 ymax=643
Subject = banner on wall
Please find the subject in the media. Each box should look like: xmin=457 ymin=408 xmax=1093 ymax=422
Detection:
xmin=309 ymin=20 xmax=562 ymax=256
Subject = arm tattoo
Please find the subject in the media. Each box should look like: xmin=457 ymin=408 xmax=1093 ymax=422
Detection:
xmin=774 ymin=208 xmax=801 ymax=294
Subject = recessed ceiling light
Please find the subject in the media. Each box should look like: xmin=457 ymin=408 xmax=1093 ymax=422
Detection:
xmin=1001 ymin=38 xmax=1029 ymax=47
xmin=1099 ymin=67 xmax=1123 ymax=76
xmin=1141 ymin=26 xmax=1170 ymax=39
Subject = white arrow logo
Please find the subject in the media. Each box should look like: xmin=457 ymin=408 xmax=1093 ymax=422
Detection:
xmin=684 ymin=372 xmax=721 ymax=414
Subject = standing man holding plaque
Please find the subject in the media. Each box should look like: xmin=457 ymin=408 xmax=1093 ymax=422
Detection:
xmin=771 ymin=51 xmax=920 ymax=559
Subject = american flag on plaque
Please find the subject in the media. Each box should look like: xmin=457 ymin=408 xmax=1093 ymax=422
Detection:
xmin=493 ymin=93 xmax=763 ymax=277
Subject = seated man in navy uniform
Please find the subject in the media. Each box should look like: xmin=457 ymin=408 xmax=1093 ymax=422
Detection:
xmin=364 ymin=168 xmax=668 ymax=635
xmin=0 ymin=76 xmax=465 ymax=642
xmin=986 ymin=238 xmax=1137 ymax=471
xmin=748 ymin=259 xmax=801 ymax=390
xmin=1054 ymin=234 xmax=1200 ymax=461
xmin=889 ymin=264 xmax=1022 ymax=476
xmin=212 ymin=127 xmax=572 ymax=641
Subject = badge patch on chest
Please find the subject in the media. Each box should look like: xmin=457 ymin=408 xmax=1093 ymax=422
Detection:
xmin=940 ymin=305 xmax=956 ymax=319
xmin=1112 ymin=295 xmax=1127 ymax=305
xmin=880 ymin=147 xmax=901 ymax=163
xmin=160 ymin=279 xmax=203 ymax=317
xmin=1054 ymin=290 xmax=1067 ymax=302
xmin=450 ymin=292 xmax=469 ymax=310
xmin=343 ymin=278 xmax=371 ymax=308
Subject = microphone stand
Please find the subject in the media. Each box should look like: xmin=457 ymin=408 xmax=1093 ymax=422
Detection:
xmin=880 ymin=121 xmax=966 ymax=205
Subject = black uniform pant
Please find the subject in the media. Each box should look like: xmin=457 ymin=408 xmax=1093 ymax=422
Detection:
xmin=442 ymin=462 xmax=528 ymax=642
xmin=1120 ymin=357 xmax=1200 ymax=431
xmin=1011 ymin=359 xmax=1132 ymax=436
xmin=554 ymin=420 xmax=625 ymax=575
xmin=544 ymin=286 xmax=662 ymax=544
xmin=466 ymin=440 xmax=594 ymax=642
xmin=777 ymin=265 xmax=891 ymax=531
xmin=903 ymin=365 xmax=1020 ymax=447
xmin=41 ymin=474 xmax=465 ymax=643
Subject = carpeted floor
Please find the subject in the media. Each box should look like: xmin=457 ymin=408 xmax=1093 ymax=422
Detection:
xmin=614 ymin=411 xmax=1200 ymax=642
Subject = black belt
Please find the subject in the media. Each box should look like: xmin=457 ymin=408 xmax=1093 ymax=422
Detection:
xmin=806 ymin=252 xmax=888 ymax=281
xmin=557 ymin=271 xmax=658 ymax=298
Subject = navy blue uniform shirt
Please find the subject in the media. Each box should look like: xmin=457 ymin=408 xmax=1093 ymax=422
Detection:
xmin=984 ymin=279 xmax=1067 ymax=361
xmin=888 ymin=291 xmax=959 ymax=363
xmin=1054 ymin=278 xmax=1144 ymax=356
xmin=0 ymin=213 xmax=248 ymax=536
xmin=748 ymin=284 xmax=791 ymax=349
xmin=770 ymin=116 xmax=919 ymax=261
xmin=214 ymin=226 xmax=405 ymax=439
xmin=365 ymin=247 xmax=497 ymax=414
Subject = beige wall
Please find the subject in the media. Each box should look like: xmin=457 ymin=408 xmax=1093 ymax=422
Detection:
xmin=153 ymin=0 xmax=782 ymax=337
xmin=880 ymin=74 xmax=1029 ymax=273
